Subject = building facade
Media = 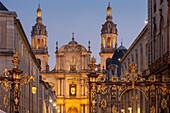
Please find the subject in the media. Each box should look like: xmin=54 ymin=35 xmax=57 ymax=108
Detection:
xmin=147 ymin=0 xmax=170 ymax=112
xmin=39 ymin=76 xmax=57 ymax=113
xmin=0 ymin=2 xmax=40 ymax=113
xmin=41 ymin=35 xmax=91 ymax=113
xmin=148 ymin=0 xmax=170 ymax=75
xmin=120 ymin=25 xmax=149 ymax=113
xmin=121 ymin=24 xmax=149 ymax=75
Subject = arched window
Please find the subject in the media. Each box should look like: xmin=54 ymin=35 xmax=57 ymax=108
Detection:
xmin=154 ymin=0 xmax=156 ymax=13
xmin=37 ymin=59 xmax=41 ymax=66
xmin=140 ymin=44 xmax=143 ymax=72
xmin=135 ymin=49 xmax=138 ymax=71
xmin=36 ymin=39 xmax=40 ymax=49
xmin=160 ymin=16 xmax=164 ymax=56
xmin=42 ymin=38 xmax=45 ymax=48
xmin=106 ymin=58 xmax=111 ymax=70
xmin=102 ymin=37 xmax=105 ymax=48
xmin=107 ymin=37 xmax=111 ymax=48
xmin=153 ymin=24 xmax=157 ymax=61
xmin=32 ymin=39 xmax=35 ymax=48
xmin=131 ymin=54 xmax=134 ymax=62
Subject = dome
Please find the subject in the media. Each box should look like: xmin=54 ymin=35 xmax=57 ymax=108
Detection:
xmin=101 ymin=21 xmax=117 ymax=34
xmin=110 ymin=45 xmax=127 ymax=64
xmin=68 ymin=38 xmax=78 ymax=44
xmin=59 ymin=37 xmax=88 ymax=52
xmin=109 ymin=45 xmax=127 ymax=76
xmin=31 ymin=22 xmax=47 ymax=36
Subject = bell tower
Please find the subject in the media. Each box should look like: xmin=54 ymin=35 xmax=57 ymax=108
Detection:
xmin=100 ymin=2 xmax=118 ymax=69
xmin=31 ymin=4 xmax=49 ymax=71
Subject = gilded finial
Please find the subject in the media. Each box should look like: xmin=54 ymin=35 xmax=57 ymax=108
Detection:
xmin=56 ymin=41 xmax=58 ymax=52
xmin=12 ymin=51 xmax=20 ymax=69
xmin=88 ymin=57 xmax=97 ymax=72
xmin=72 ymin=32 xmax=75 ymax=41
xmin=129 ymin=63 xmax=137 ymax=73
xmin=108 ymin=0 xmax=110 ymax=7
xmin=88 ymin=41 xmax=91 ymax=52
xmin=91 ymin=56 xmax=96 ymax=64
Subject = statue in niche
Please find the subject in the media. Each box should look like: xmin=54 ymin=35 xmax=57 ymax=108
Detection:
xmin=70 ymin=65 xmax=76 ymax=72
xmin=72 ymin=56 xmax=76 ymax=64
xmin=69 ymin=56 xmax=77 ymax=71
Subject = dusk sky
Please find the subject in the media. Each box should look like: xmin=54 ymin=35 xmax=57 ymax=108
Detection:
xmin=1 ymin=0 xmax=147 ymax=70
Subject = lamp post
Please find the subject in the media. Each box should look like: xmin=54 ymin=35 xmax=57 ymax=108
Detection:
xmin=0 ymin=51 xmax=36 ymax=113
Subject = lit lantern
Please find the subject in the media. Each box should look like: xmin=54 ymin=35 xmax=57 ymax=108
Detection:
xmin=53 ymin=103 xmax=56 ymax=107
xmin=49 ymin=99 xmax=53 ymax=103
xmin=32 ymin=85 xmax=36 ymax=94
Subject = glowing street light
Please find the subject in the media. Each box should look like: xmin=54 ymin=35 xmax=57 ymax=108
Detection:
xmin=32 ymin=85 xmax=36 ymax=94
xmin=49 ymin=99 xmax=53 ymax=103
xmin=53 ymin=103 xmax=56 ymax=107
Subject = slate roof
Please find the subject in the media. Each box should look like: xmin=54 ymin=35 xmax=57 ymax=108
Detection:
xmin=110 ymin=45 xmax=127 ymax=77
xmin=0 ymin=2 xmax=8 ymax=11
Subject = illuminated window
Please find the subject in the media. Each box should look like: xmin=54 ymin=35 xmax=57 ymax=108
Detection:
xmin=102 ymin=37 xmax=105 ymax=48
xmin=70 ymin=84 xmax=76 ymax=96
xmin=36 ymin=39 xmax=40 ymax=49
xmin=107 ymin=37 xmax=111 ymax=48
xmin=32 ymin=39 xmax=35 ymax=48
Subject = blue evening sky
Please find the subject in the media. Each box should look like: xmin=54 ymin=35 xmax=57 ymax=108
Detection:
xmin=1 ymin=0 xmax=147 ymax=70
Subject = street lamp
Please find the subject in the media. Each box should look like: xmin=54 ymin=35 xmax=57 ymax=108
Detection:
xmin=0 ymin=51 xmax=36 ymax=113
xmin=128 ymin=106 xmax=132 ymax=113
xmin=53 ymin=103 xmax=56 ymax=107
xmin=49 ymin=99 xmax=53 ymax=103
xmin=32 ymin=84 xmax=36 ymax=94
xmin=121 ymin=108 xmax=125 ymax=113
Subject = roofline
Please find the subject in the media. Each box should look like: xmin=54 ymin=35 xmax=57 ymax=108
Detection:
xmin=15 ymin=19 xmax=41 ymax=69
xmin=0 ymin=10 xmax=17 ymax=17
xmin=121 ymin=24 xmax=148 ymax=62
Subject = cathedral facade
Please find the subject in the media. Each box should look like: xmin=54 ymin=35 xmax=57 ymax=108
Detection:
xmin=31 ymin=3 xmax=119 ymax=113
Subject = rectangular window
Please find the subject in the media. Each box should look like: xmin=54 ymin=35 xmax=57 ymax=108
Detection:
xmin=154 ymin=3 xmax=156 ymax=13
xmin=21 ymin=44 xmax=24 ymax=57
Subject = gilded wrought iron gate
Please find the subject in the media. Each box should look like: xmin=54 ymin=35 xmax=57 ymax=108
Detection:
xmin=88 ymin=57 xmax=170 ymax=113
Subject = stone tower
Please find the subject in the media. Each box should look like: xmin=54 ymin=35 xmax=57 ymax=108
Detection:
xmin=31 ymin=4 xmax=49 ymax=71
xmin=100 ymin=2 xmax=118 ymax=70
